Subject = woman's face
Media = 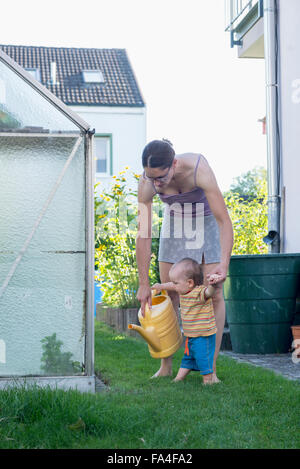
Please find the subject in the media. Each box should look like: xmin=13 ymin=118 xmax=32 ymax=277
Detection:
xmin=144 ymin=161 xmax=175 ymax=188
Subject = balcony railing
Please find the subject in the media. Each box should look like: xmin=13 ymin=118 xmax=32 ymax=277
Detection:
xmin=225 ymin=0 xmax=264 ymax=47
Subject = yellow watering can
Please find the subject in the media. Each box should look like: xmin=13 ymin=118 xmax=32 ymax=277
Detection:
xmin=128 ymin=289 xmax=183 ymax=358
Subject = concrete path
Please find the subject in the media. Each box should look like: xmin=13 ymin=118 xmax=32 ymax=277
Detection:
xmin=221 ymin=351 xmax=300 ymax=381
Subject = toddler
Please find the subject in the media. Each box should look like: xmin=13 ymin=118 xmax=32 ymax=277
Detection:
xmin=152 ymin=257 xmax=221 ymax=385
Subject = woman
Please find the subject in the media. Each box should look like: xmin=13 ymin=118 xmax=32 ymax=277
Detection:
xmin=136 ymin=140 xmax=233 ymax=382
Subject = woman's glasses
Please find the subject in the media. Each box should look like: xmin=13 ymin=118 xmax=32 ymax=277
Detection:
xmin=143 ymin=166 xmax=172 ymax=183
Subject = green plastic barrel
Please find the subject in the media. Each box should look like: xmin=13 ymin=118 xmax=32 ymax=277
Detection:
xmin=224 ymin=254 xmax=300 ymax=354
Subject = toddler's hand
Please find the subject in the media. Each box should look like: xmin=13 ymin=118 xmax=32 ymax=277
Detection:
xmin=207 ymin=274 xmax=222 ymax=285
xmin=151 ymin=283 xmax=163 ymax=292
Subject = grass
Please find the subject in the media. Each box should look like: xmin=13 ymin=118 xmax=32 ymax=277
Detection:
xmin=0 ymin=320 xmax=299 ymax=449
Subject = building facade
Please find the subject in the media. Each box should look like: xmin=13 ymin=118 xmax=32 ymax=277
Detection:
xmin=225 ymin=0 xmax=300 ymax=253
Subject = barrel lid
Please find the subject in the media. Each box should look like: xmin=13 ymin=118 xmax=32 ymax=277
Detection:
xmin=228 ymin=253 xmax=300 ymax=276
xmin=230 ymin=253 xmax=300 ymax=260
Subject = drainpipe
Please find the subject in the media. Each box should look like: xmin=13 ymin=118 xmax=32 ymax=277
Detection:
xmin=263 ymin=0 xmax=281 ymax=252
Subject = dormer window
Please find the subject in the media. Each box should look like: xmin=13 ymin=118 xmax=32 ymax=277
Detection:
xmin=82 ymin=70 xmax=104 ymax=84
xmin=25 ymin=68 xmax=41 ymax=82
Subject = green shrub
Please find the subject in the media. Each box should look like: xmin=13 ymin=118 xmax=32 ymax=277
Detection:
xmin=95 ymin=168 xmax=162 ymax=308
xmin=224 ymin=175 xmax=268 ymax=255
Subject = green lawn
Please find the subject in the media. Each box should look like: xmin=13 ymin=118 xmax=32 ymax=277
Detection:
xmin=0 ymin=321 xmax=299 ymax=449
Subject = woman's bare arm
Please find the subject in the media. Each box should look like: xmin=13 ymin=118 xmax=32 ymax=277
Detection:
xmin=196 ymin=156 xmax=234 ymax=282
xmin=136 ymin=176 xmax=156 ymax=314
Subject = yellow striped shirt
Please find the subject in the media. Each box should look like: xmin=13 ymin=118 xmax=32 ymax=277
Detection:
xmin=180 ymin=285 xmax=217 ymax=337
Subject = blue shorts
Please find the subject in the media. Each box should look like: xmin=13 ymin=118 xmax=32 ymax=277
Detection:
xmin=180 ymin=334 xmax=216 ymax=375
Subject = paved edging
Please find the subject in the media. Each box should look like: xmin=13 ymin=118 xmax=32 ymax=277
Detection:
xmin=220 ymin=351 xmax=300 ymax=381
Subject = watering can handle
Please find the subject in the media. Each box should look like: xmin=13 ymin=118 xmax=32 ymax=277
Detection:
xmin=145 ymin=289 xmax=168 ymax=318
xmin=152 ymin=289 xmax=168 ymax=297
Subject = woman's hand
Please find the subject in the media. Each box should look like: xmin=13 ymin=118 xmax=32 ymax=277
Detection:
xmin=136 ymin=284 xmax=152 ymax=317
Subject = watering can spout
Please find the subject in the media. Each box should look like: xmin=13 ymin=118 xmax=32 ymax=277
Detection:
xmin=128 ymin=324 xmax=161 ymax=352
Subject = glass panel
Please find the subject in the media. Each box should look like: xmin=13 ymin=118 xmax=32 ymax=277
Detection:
xmin=0 ymin=136 xmax=86 ymax=376
xmin=94 ymin=137 xmax=109 ymax=174
xmin=225 ymin=0 xmax=259 ymax=29
xmin=0 ymin=60 xmax=80 ymax=133
xmin=82 ymin=70 xmax=104 ymax=83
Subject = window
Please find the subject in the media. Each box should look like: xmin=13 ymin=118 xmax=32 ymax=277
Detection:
xmin=94 ymin=135 xmax=112 ymax=175
xmin=25 ymin=68 xmax=41 ymax=82
xmin=82 ymin=70 xmax=104 ymax=84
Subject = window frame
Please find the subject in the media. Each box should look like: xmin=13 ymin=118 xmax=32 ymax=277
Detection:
xmin=94 ymin=133 xmax=113 ymax=177
xmin=82 ymin=70 xmax=105 ymax=84
xmin=25 ymin=68 xmax=41 ymax=82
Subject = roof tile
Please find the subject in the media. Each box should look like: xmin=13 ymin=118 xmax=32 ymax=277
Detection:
xmin=0 ymin=44 xmax=145 ymax=107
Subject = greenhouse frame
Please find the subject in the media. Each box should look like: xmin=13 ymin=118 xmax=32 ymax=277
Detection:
xmin=0 ymin=49 xmax=95 ymax=392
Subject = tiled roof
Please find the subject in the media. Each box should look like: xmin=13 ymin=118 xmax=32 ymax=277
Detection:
xmin=0 ymin=44 xmax=145 ymax=107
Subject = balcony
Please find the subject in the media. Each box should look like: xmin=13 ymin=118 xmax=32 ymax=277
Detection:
xmin=225 ymin=0 xmax=264 ymax=49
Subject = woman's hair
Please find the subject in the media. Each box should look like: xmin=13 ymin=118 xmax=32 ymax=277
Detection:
xmin=142 ymin=139 xmax=175 ymax=169
xmin=173 ymin=258 xmax=203 ymax=285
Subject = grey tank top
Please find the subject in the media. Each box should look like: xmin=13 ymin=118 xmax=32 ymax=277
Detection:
xmin=144 ymin=154 xmax=212 ymax=217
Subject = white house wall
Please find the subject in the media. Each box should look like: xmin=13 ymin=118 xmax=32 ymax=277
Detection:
xmin=69 ymin=105 xmax=146 ymax=194
xmin=278 ymin=0 xmax=300 ymax=253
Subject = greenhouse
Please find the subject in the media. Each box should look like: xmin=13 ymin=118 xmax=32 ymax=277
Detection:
xmin=0 ymin=49 xmax=95 ymax=392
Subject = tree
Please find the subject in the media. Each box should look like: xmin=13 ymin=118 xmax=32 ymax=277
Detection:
xmin=224 ymin=167 xmax=268 ymax=255
xmin=225 ymin=166 xmax=267 ymax=200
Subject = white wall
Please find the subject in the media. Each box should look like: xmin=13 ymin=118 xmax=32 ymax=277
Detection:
xmin=69 ymin=105 xmax=146 ymax=193
xmin=278 ymin=0 xmax=300 ymax=253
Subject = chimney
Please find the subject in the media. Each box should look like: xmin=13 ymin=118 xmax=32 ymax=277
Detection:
xmin=50 ymin=62 xmax=57 ymax=85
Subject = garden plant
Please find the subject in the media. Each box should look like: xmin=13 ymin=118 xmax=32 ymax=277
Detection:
xmin=95 ymin=169 xmax=162 ymax=308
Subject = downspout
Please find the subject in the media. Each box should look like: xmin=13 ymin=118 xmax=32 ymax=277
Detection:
xmin=263 ymin=0 xmax=281 ymax=252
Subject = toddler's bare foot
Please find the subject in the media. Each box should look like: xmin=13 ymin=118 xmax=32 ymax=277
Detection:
xmin=212 ymin=373 xmax=221 ymax=383
xmin=202 ymin=373 xmax=215 ymax=385
xmin=172 ymin=367 xmax=190 ymax=382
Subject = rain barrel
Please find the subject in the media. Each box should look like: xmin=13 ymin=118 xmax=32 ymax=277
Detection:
xmin=223 ymin=254 xmax=300 ymax=354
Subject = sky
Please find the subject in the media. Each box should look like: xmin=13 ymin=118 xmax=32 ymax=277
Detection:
xmin=1 ymin=0 xmax=267 ymax=191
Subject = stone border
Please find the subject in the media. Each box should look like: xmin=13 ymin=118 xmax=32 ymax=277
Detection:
xmin=221 ymin=351 xmax=300 ymax=381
